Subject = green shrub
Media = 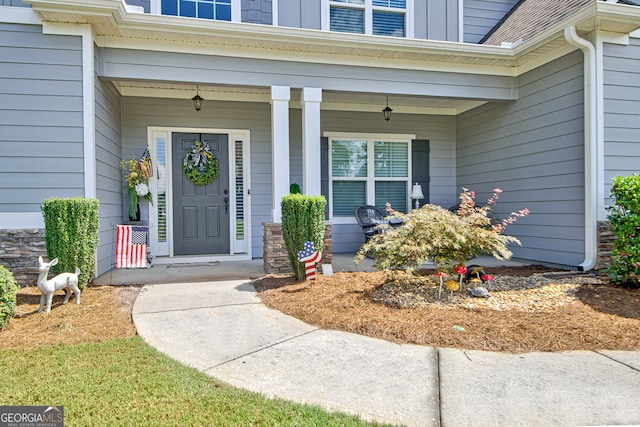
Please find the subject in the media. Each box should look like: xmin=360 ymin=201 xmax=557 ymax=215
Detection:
xmin=606 ymin=174 xmax=640 ymax=286
xmin=355 ymin=188 xmax=528 ymax=276
xmin=281 ymin=194 xmax=327 ymax=281
xmin=290 ymin=183 xmax=301 ymax=194
xmin=41 ymin=197 xmax=100 ymax=289
xmin=0 ymin=265 xmax=19 ymax=330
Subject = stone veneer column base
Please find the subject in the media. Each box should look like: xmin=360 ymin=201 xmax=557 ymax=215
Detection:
xmin=263 ymin=222 xmax=332 ymax=274
xmin=596 ymin=220 xmax=614 ymax=271
xmin=0 ymin=228 xmax=47 ymax=286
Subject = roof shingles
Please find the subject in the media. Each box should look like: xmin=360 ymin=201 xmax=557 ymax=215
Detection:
xmin=482 ymin=0 xmax=595 ymax=46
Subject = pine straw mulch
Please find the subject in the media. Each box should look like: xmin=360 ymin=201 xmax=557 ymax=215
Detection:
xmin=253 ymin=266 xmax=640 ymax=353
xmin=0 ymin=285 xmax=139 ymax=351
xmin=2 ymin=267 xmax=639 ymax=354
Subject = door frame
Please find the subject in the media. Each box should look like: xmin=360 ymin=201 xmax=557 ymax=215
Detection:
xmin=147 ymin=126 xmax=252 ymax=262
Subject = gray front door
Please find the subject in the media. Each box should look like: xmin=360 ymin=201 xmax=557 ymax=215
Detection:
xmin=172 ymin=133 xmax=230 ymax=255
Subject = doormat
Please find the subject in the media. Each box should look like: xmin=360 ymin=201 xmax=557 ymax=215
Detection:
xmin=166 ymin=261 xmax=220 ymax=268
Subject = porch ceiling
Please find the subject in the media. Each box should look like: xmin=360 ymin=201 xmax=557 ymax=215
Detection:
xmin=112 ymin=81 xmax=487 ymax=116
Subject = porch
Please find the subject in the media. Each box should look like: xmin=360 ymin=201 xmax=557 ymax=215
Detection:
xmin=93 ymin=253 xmax=533 ymax=286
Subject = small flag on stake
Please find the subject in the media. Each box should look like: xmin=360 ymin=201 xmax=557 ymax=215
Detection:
xmin=298 ymin=241 xmax=322 ymax=280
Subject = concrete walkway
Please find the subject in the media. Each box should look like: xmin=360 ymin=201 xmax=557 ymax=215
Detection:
xmin=132 ymin=279 xmax=640 ymax=427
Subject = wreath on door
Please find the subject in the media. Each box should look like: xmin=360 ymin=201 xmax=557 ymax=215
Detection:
xmin=183 ymin=140 xmax=219 ymax=186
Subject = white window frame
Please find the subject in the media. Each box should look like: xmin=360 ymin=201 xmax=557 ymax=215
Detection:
xmin=321 ymin=0 xmax=414 ymax=38
xmin=325 ymin=132 xmax=415 ymax=224
xmin=150 ymin=0 xmax=241 ymax=22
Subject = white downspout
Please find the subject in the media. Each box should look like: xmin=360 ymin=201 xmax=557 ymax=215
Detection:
xmin=564 ymin=26 xmax=598 ymax=271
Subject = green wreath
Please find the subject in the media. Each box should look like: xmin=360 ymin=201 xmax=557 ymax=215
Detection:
xmin=183 ymin=140 xmax=219 ymax=186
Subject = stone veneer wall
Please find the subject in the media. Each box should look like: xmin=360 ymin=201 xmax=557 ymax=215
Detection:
xmin=263 ymin=222 xmax=332 ymax=274
xmin=0 ymin=229 xmax=47 ymax=286
xmin=596 ymin=220 xmax=614 ymax=271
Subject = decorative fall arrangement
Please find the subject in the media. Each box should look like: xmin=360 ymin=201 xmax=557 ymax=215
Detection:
xmin=121 ymin=150 xmax=153 ymax=220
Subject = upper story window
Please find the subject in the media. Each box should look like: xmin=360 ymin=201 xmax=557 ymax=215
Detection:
xmin=324 ymin=0 xmax=411 ymax=37
xmin=161 ymin=0 xmax=232 ymax=20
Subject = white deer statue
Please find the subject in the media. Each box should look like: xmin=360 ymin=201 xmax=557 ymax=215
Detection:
xmin=37 ymin=256 xmax=81 ymax=314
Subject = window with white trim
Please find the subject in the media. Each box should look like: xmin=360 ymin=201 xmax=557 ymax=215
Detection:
xmin=329 ymin=136 xmax=410 ymax=218
xmin=161 ymin=0 xmax=232 ymax=20
xmin=326 ymin=0 xmax=408 ymax=37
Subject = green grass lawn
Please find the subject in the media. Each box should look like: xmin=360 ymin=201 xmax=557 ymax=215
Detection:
xmin=0 ymin=336 xmax=384 ymax=426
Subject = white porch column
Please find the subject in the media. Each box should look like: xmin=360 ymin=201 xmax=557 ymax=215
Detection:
xmin=271 ymin=85 xmax=290 ymax=222
xmin=301 ymin=87 xmax=322 ymax=195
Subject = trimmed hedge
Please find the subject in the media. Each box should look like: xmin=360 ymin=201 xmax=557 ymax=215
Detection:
xmin=606 ymin=174 xmax=640 ymax=286
xmin=281 ymin=194 xmax=326 ymax=281
xmin=0 ymin=265 xmax=19 ymax=330
xmin=41 ymin=197 xmax=100 ymax=289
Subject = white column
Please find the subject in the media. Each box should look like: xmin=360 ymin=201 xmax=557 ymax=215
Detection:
xmin=301 ymin=87 xmax=322 ymax=195
xmin=271 ymin=86 xmax=290 ymax=222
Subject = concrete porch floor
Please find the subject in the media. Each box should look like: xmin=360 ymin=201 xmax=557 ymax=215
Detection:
xmin=93 ymin=254 xmax=534 ymax=286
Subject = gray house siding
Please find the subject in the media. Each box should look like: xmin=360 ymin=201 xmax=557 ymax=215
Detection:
xmin=0 ymin=23 xmax=84 ymax=213
xmin=463 ymin=0 xmax=519 ymax=44
xmin=278 ymin=0 xmax=321 ymax=30
xmin=602 ymin=37 xmax=640 ymax=206
xmin=95 ymin=76 xmax=123 ymax=275
xmin=2 ymin=0 xmax=28 ymax=7
xmin=414 ymin=0 xmax=459 ymax=42
xmin=456 ymin=50 xmax=586 ymax=267
xmin=242 ymin=0 xmax=272 ymax=24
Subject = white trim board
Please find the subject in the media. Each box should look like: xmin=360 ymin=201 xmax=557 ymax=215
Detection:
xmin=0 ymin=213 xmax=45 ymax=229
xmin=0 ymin=6 xmax=42 ymax=25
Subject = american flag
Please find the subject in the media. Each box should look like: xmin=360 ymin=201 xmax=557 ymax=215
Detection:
xmin=116 ymin=225 xmax=148 ymax=268
xmin=298 ymin=241 xmax=322 ymax=280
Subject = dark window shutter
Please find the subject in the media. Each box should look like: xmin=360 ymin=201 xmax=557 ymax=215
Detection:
xmin=321 ymin=136 xmax=329 ymax=218
xmin=411 ymin=139 xmax=430 ymax=203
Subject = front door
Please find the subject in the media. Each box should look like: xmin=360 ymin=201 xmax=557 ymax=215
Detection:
xmin=172 ymin=133 xmax=230 ymax=255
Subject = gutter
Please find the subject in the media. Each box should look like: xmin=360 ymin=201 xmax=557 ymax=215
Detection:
xmin=564 ymin=26 xmax=598 ymax=272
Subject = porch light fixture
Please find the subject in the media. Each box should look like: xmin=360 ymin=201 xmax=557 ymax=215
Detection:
xmin=410 ymin=183 xmax=424 ymax=209
xmin=192 ymin=86 xmax=204 ymax=112
xmin=382 ymin=96 xmax=392 ymax=122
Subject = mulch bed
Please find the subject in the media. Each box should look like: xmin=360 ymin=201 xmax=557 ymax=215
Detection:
xmin=253 ymin=266 xmax=640 ymax=353
xmin=0 ymin=286 xmax=139 ymax=350
xmin=3 ymin=267 xmax=639 ymax=354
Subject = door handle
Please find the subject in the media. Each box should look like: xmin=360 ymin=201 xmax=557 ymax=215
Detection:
xmin=224 ymin=196 xmax=229 ymax=214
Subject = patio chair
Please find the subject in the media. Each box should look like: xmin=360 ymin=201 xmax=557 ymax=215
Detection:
xmin=355 ymin=205 xmax=403 ymax=259
xmin=355 ymin=205 xmax=387 ymax=242
xmin=354 ymin=205 xmax=403 ymax=241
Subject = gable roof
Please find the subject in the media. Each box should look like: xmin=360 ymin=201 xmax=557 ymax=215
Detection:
xmin=482 ymin=0 xmax=595 ymax=46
